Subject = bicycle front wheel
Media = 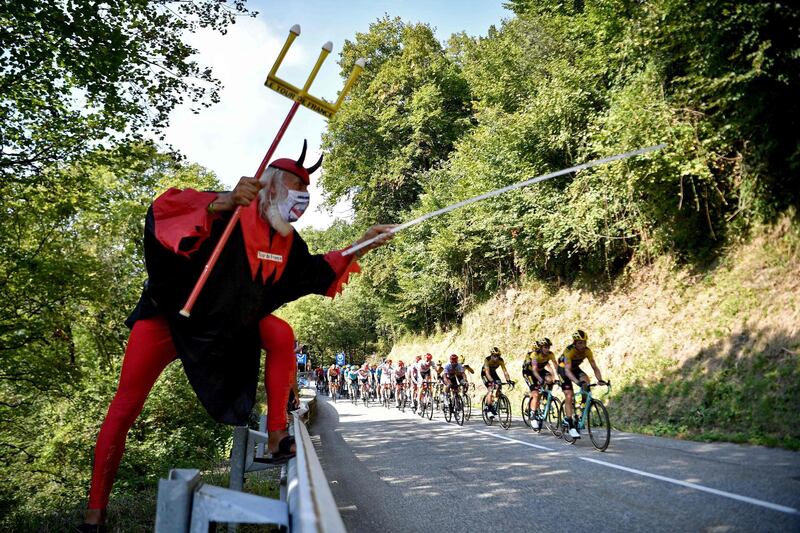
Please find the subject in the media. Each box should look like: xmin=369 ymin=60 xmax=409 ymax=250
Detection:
xmin=481 ymin=396 xmax=493 ymax=426
xmin=444 ymin=395 xmax=453 ymax=423
xmin=558 ymin=401 xmax=576 ymax=444
xmin=454 ymin=394 xmax=464 ymax=426
xmin=426 ymin=393 xmax=434 ymax=420
xmin=462 ymin=393 xmax=472 ymax=421
xmin=498 ymin=395 xmax=512 ymax=429
xmin=588 ymin=399 xmax=611 ymax=451
xmin=521 ymin=396 xmax=532 ymax=428
xmin=545 ymin=396 xmax=562 ymax=437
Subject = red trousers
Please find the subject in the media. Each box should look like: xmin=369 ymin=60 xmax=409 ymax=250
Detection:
xmin=87 ymin=314 xmax=295 ymax=509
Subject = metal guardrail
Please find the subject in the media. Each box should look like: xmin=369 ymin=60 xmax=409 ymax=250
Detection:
xmin=155 ymin=385 xmax=344 ymax=532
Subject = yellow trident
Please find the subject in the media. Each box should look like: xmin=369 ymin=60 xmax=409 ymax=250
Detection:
xmin=265 ymin=24 xmax=365 ymax=119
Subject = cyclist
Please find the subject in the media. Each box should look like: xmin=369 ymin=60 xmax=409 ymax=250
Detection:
xmin=314 ymin=365 xmax=326 ymax=393
xmin=482 ymin=347 xmax=511 ymax=419
xmin=378 ymin=359 xmax=394 ymax=403
xmin=558 ymin=329 xmax=605 ymax=439
xmin=326 ymin=364 xmax=340 ymax=398
xmin=369 ymin=363 xmax=379 ymax=399
xmin=409 ymin=355 xmax=423 ymax=411
xmin=442 ymin=354 xmax=465 ymax=393
xmin=347 ymin=365 xmax=360 ymax=399
xmin=415 ymin=353 xmax=436 ymax=413
xmin=525 ymin=338 xmax=558 ymax=430
xmin=358 ymin=363 xmax=371 ymax=400
xmin=394 ymin=360 xmax=408 ymax=408
xmin=459 ymin=355 xmax=475 ymax=385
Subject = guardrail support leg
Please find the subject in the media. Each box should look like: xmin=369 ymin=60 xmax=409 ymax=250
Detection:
xmin=155 ymin=469 xmax=201 ymax=532
xmin=230 ymin=426 xmax=248 ymax=492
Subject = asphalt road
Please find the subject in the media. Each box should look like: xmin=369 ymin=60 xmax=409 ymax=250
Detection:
xmin=309 ymin=395 xmax=800 ymax=532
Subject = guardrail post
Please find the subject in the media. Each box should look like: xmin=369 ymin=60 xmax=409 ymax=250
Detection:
xmin=230 ymin=426 xmax=248 ymax=492
xmin=155 ymin=468 xmax=201 ymax=532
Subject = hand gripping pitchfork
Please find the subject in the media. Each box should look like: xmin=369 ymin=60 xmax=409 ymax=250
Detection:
xmin=180 ymin=25 xmax=366 ymax=317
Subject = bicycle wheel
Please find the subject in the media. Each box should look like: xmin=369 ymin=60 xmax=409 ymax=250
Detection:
xmin=462 ymin=393 xmax=472 ymax=421
xmin=521 ymin=396 xmax=532 ymax=428
xmin=498 ymin=395 xmax=512 ymax=429
xmin=426 ymin=392 xmax=434 ymax=420
xmin=545 ymin=396 xmax=562 ymax=437
xmin=443 ymin=394 xmax=453 ymax=423
xmin=588 ymin=399 xmax=611 ymax=451
xmin=558 ymin=401 xmax=576 ymax=444
xmin=454 ymin=394 xmax=464 ymax=426
xmin=363 ymin=389 xmax=370 ymax=407
xmin=480 ymin=396 xmax=493 ymax=426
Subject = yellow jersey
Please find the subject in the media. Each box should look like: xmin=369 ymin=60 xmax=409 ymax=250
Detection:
xmin=559 ymin=345 xmax=595 ymax=368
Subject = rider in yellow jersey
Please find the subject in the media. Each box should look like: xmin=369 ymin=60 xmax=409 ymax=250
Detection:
xmin=459 ymin=355 xmax=474 ymax=386
xmin=558 ymin=329 xmax=605 ymax=439
xmin=482 ymin=347 xmax=511 ymax=419
xmin=523 ymin=338 xmax=558 ymax=430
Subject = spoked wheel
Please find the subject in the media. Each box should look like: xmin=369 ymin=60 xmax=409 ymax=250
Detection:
xmin=545 ymin=396 xmax=562 ymax=437
xmin=588 ymin=399 xmax=611 ymax=451
xmin=558 ymin=401 xmax=576 ymax=444
xmin=420 ymin=392 xmax=429 ymax=419
xmin=443 ymin=394 xmax=453 ymax=423
xmin=363 ymin=390 xmax=369 ymax=407
xmin=481 ymin=396 xmax=493 ymax=426
xmin=521 ymin=396 xmax=533 ymax=428
xmin=331 ymin=388 xmax=337 ymax=403
xmin=454 ymin=394 xmax=465 ymax=426
xmin=426 ymin=392 xmax=434 ymax=420
xmin=462 ymin=393 xmax=472 ymax=421
xmin=498 ymin=395 xmax=512 ymax=429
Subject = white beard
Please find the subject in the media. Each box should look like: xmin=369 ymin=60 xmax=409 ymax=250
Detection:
xmin=260 ymin=193 xmax=293 ymax=237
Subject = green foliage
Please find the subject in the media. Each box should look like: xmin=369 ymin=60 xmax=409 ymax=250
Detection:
xmin=0 ymin=144 xmax=228 ymax=526
xmin=313 ymin=2 xmax=799 ymax=335
xmin=0 ymin=0 xmax=254 ymax=184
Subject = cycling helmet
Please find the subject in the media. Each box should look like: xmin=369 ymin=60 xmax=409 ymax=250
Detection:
xmin=537 ymin=337 xmax=553 ymax=348
xmin=572 ymin=330 xmax=588 ymax=342
xmin=415 ymin=355 xmax=422 ymax=362
xmin=398 ymin=360 xmax=405 ymax=366
xmin=425 ymin=353 xmax=433 ymax=361
xmin=449 ymin=354 xmax=459 ymax=364
xmin=386 ymin=359 xmax=392 ymax=364
xmin=459 ymin=355 xmax=466 ymax=364
xmin=490 ymin=347 xmax=501 ymax=357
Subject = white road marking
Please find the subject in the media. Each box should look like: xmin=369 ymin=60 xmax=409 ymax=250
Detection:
xmin=324 ymin=397 xmax=800 ymax=516
xmin=580 ymin=456 xmax=800 ymax=515
xmin=473 ymin=429 xmax=554 ymax=451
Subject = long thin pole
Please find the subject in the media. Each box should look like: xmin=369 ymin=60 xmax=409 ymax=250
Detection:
xmin=342 ymin=144 xmax=666 ymax=257
xmin=179 ymin=102 xmax=300 ymax=317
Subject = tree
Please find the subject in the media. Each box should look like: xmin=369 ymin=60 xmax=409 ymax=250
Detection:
xmin=0 ymin=0 xmax=254 ymax=184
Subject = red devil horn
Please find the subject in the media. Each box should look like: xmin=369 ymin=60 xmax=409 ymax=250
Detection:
xmin=296 ymin=139 xmax=307 ymax=167
xmin=306 ymin=153 xmax=323 ymax=175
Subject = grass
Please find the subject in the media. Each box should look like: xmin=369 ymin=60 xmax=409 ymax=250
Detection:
xmin=390 ymin=213 xmax=800 ymax=449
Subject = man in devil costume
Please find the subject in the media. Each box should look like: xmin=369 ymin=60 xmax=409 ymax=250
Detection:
xmin=81 ymin=142 xmax=393 ymax=530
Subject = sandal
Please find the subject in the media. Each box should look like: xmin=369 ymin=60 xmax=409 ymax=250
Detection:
xmin=254 ymin=436 xmax=296 ymax=465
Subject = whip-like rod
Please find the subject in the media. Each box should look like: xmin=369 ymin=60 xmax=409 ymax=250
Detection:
xmin=342 ymin=144 xmax=666 ymax=257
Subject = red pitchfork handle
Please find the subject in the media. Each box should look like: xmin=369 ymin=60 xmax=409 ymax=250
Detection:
xmin=179 ymin=102 xmax=300 ymax=317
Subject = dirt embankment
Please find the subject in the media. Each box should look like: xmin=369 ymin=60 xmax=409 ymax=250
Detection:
xmin=390 ymin=216 xmax=800 ymax=448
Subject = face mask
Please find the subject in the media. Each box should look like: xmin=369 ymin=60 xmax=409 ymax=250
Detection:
xmin=277 ymin=189 xmax=310 ymax=222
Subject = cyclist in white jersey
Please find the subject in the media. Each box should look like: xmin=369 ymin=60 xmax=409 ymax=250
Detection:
xmin=415 ymin=353 xmax=436 ymax=411
xmin=393 ymin=360 xmax=408 ymax=408
xmin=408 ymin=355 xmax=422 ymax=411
xmin=379 ymin=359 xmax=394 ymax=403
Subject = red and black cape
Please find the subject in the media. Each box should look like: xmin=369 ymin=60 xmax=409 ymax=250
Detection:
xmin=126 ymin=188 xmax=358 ymax=425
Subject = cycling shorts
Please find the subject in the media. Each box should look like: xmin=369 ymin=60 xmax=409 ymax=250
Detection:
xmin=395 ymin=376 xmax=406 ymax=385
xmin=557 ymin=365 xmax=586 ymax=391
xmin=481 ymin=369 xmax=500 ymax=387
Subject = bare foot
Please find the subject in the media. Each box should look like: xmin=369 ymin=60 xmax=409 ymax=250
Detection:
xmin=267 ymin=429 xmax=296 ymax=455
